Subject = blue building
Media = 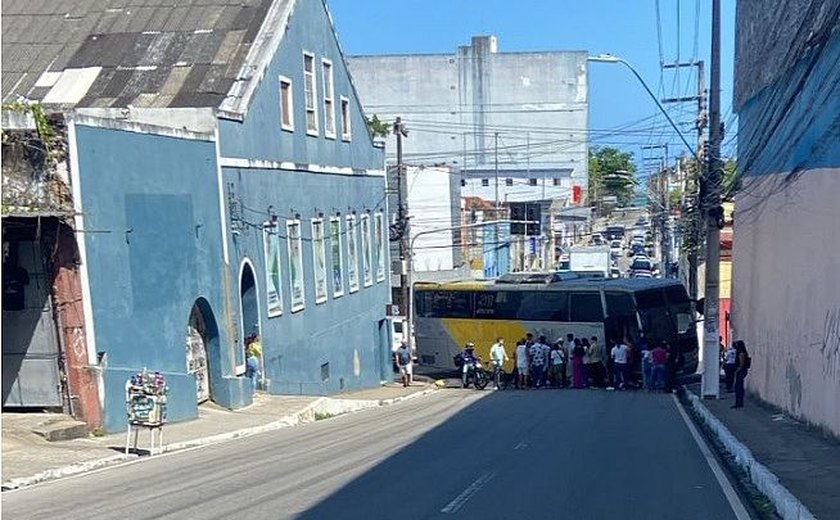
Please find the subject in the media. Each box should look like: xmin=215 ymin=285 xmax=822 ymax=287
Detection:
xmin=2 ymin=0 xmax=391 ymax=432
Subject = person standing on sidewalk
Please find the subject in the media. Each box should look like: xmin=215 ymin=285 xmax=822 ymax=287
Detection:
xmin=722 ymin=342 xmax=737 ymax=392
xmin=245 ymin=333 xmax=262 ymax=396
xmin=732 ymin=340 xmax=751 ymax=408
xmin=489 ymin=337 xmax=509 ymax=390
xmin=395 ymin=340 xmax=412 ymax=388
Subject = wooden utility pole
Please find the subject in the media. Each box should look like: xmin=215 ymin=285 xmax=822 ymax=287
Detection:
xmin=701 ymin=0 xmax=723 ymax=399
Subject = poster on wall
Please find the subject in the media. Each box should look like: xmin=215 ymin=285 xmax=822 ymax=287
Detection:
xmin=374 ymin=212 xmax=385 ymax=282
xmin=346 ymin=215 xmax=359 ymax=293
xmin=330 ymin=217 xmax=344 ymax=298
xmin=312 ymin=219 xmax=328 ymax=304
xmin=360 ymin=214 xmax=372 ymax=287
xmin=263 ymin=228 xmax=283 ymax=316
xmin=287 ymin=220 xmax=305 ymax=311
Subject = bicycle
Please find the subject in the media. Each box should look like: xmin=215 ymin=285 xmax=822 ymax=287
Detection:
xmin=489 ymin=363 xmax=513 ymax=390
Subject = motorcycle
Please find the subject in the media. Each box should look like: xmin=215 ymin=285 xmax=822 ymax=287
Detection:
xmin=454 ymin=354 xmax=490 ymax=390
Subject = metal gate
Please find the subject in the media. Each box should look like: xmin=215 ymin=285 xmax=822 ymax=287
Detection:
xmin=186 ymin=306 xmax=210 ymax=403
xmin=2 ymin=240 xmax=62 ymax=408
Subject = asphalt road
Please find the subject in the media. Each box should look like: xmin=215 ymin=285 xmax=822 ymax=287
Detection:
xmin=2 ymin=390 xmax=748 ymax=520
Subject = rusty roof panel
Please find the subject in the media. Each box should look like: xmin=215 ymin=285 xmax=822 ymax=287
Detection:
xmin=2 ymin=0 xmax=285 ymax=109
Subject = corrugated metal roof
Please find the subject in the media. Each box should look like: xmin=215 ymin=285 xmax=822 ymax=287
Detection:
xmin=1 ymin=0 xmax=286 ymax=109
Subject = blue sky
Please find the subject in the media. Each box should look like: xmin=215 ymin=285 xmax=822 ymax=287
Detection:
xmin=328 ymin=0 xmax=737 ymax=174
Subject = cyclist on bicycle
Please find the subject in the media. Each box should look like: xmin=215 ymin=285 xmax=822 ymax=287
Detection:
xmin=461 ymin=342 xmax=479 ymax=388
xmin=489 ymin=337 xmax=509 ymax=390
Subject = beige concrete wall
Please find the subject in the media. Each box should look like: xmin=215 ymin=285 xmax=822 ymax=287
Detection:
xmin=732 ymin=168 xmax=840 ymax=436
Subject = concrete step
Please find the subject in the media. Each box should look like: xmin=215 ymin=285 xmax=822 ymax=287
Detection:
xmin=31 ymin=419 xmax=89 ymax=442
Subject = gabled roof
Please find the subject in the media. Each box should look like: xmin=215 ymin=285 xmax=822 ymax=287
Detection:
xmin=1 ymin=0 xmax=293 ymax=111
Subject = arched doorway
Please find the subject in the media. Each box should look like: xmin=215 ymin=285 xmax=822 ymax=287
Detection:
xmin=186 ymin=298 xmax=217 ymax=403
xmin=239 ymin=260 xmax=260 ymax=372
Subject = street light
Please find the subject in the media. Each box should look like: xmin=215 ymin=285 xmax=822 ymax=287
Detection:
xmin=587 ymin=54 xmax=697 ymax=158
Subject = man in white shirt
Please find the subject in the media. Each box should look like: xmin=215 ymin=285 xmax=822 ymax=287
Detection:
xmin=489 ymin=337 xmax=509 ymax=390
xmin=528 ymin=336 xmax=549 ymax=389
xmin=611 ymin=339 xmax=630 ymax=390
xmin=515 ymin=340 xmax=529 ymax=389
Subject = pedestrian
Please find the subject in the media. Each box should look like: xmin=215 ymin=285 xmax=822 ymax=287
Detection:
xmin=572 ymin=338 xmax=586 ymax=388
xmin=245 ymin=333 xmax=262 ymax=396
xmin=610 ymin=338 xmax=630 ymax=390
xmin=722 ymin=341 xmax=737 ymax=392
xmin=549 ymin=342 xmax=566 ymax=388
xmin=394 ymin=340 xmax=412 ymax=387
xmin=489 ymin=337 xmax=509 ymax=390
xmin=564 ymin=333 xmax=576 ymax=386
xmin=584 ymin=336 xmax=605 ymax=387
xmin=515 ymin=339 xmax=529 ymax=389
xmin=732 ymin=340 xmax=751 ymax=408
xmin=641 ymin=341 xmax=653 ymax=391
xmin=651 ymin=342 xmax=667 ymax=391
xmin=528 ymin=336 xmax=549 ymax=389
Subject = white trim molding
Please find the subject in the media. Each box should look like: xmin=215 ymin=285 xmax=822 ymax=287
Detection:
xmin=218 ymin=156 xmax=384 ymax=177
xmin=278 ymin=75 xmax=294 ymax=132
xmin=66 ymin=119 xmax=98 ymax=367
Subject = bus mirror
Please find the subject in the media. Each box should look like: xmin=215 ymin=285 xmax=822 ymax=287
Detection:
xmin=676 ymin=312 xmax=693 ymax=334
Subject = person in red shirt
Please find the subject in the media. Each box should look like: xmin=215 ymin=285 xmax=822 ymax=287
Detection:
xmin=650 ymin=342 xmax=668 ymax=391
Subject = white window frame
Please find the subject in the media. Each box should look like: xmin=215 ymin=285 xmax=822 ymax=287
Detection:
xmin=330 ymin=217 xmax=344 ymax=298
xmin=360 ymin=214 xmax=373 ymax=287
xmin=263 ymin=226 xmax=284 ymax=317
xmin=287 ymin=219 xmax=306 ymax=312
xmin=311 ymin=218 xmax=328 ymax=305
xmin=340 ymin=96 xmax=351 ymax=141
xmin=322 ymin=58 xmax=336 ymax=139
xmin=346 ymin=215 xmax=360 ymax=293
xmin=303 ymin=51 xmax=318 ymax=136
xmin=374 ymin=212 xmax=386 ymax=283
xmin=278 ymin=75 xmax=294 ymax=132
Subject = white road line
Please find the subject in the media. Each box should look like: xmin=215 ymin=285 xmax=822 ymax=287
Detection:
xmin=513 ymin=441 xmax=528 ymax=450
xmin=440 ymin=471 xmax=496 ymax=514
xmin=672 ymin=394 xmax=752 ymax=520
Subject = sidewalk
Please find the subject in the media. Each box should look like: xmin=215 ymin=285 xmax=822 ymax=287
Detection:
xmin=685 ymin=384 xmax=840 ymax=520
xmin=1 ymin=381 xmax=436 ymax=490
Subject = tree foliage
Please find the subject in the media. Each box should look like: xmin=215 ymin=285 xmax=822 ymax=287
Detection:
xmin=365 ymin=114 xmax=391 ymax=138
xmin=588 ymin=146 xmax=637 ymax=206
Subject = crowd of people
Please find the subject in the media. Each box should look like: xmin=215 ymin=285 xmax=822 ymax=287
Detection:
xmin=466 ymin=332 xmax=685 ymax=392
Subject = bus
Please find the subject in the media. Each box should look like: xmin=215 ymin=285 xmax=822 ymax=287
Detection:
xmin=413 ymin=275 xmax=697 ymax=375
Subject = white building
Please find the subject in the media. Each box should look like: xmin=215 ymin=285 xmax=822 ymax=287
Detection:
xmin=347 ymin=35 xmax=589 ymax=206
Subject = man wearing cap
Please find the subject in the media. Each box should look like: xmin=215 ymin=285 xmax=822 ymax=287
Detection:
xmin=394 ymin=340 xmax=412 ymax=387
xmin=461 ymin=342 xmax=478 ymax=388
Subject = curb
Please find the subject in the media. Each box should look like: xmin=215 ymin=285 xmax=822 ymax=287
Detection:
xmin=683 ymin=390 xmax=817 ymax=520
xmin=1 ymin=386 xmax=437 ymax=492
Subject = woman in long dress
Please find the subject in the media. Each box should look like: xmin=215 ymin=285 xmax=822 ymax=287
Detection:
xmin=572 ymin=338 xmax=586 ymax=388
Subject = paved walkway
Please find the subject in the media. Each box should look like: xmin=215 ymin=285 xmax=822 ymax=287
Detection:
xmin=687 ymin=384 xmax=840 ymax=519
xmin=2 ymin=382 xmax=434 ymax=489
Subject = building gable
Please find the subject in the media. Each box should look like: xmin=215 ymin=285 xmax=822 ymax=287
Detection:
xmin=217 ymin=0 xmax=383 ymax=171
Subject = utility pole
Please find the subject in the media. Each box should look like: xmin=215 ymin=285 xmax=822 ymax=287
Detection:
xmin=494 ymin=132 xmax=500 ymax=209
xmin=661 ymin=59 xmax=706 ymax=296
xmin=393 ymin=117 xmax=410 ymax=323
xmin=701 ymin=0 xmax=723 ymax=399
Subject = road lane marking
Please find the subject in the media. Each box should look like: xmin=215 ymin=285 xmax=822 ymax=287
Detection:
xmin=440 ymin=471 xmax=495 ymax=514
xmin=513 ymin=441 xmax=528 ymax=450
xmin=672 ymin=394 xmax=751 ymax=520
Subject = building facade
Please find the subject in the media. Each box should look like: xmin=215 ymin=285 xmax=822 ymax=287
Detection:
xmin=732 ymin=0 xmax=840 ymax=436
xmin=2 ymin=0 xmax=390 ymax=432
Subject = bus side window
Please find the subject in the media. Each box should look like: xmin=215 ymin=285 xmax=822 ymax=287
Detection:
xmin=569 ymin=292 xmax=604 ymax=322
xmin=519 ymin=291 xmax=568 ymax=321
